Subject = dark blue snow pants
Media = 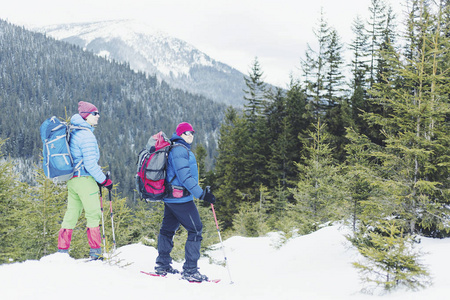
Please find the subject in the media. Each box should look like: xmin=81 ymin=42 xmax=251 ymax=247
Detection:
xmin=156 ymin=201 xmax=203 ymax=271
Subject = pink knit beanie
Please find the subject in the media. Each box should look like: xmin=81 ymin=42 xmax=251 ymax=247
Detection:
xmin=176 ymin=122 xmax=195 ymax=136
xmin=78 ymin=101 xmax=98 ymax=119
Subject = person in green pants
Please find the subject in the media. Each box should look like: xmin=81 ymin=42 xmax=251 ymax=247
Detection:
xmin=57 ymin=101 xmax=113 ymax=259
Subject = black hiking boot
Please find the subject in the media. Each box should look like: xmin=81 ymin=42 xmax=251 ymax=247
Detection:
xmin=154 ymin=265 xmax=179 ymax=276
xmin=181 ymin=268 xmax=208 ymax=282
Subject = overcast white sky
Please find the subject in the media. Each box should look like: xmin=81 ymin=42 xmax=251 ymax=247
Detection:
xmin=1 ymin=0 xmax=404 ymax=87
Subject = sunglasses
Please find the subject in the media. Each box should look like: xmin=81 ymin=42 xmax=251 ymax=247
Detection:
xmin=81 ymin=111 xmax=100 ymax=116
xmin=184 ymin=131 xmax=195 ymax=136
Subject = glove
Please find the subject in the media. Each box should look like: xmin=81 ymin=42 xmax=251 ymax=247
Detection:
xmin=99 ymin=174 xmax=113 ymax=191
xmin=201 ymin=191 xmax=216 ymax=204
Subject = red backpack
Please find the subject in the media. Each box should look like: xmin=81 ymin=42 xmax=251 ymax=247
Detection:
xmin=135 ymin=131 xmax=173 ymax=202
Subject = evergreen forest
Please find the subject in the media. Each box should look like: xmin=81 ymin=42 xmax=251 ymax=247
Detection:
xmin=1 ymin=0 xmax=450 ymax=291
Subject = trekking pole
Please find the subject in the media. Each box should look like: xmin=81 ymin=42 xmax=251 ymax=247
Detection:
xmin=208 ymin=186 xmax=234 ymax=284
xmin=99 ymin=186 xmax=107 ymax=255
xmin=107 ymin=171 xmax=117 ymax=252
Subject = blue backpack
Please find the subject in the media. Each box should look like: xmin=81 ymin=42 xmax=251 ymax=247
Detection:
xmin=40 ymin=116 xmax=85 ymax=182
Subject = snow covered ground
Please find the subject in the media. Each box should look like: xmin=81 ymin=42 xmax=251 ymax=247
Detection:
xmin=1 ymin=225 xmax=449 ymax=299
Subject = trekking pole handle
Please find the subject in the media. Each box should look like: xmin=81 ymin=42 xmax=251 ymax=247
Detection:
xmin=107 ymin=171 xmax=112 ymax=202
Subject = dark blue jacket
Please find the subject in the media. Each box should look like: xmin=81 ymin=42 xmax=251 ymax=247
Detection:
xmin=164 ymin=133 xmax=204 ymax=203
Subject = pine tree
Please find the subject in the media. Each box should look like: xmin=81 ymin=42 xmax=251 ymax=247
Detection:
xmin=213 ymin=108 xmax=250 ymax=229
xmin=367 ymin=0 xmax=387 ymax=87
xmin=23 ymin=168 xmax=67 ymax=259
xmin=265 ymin=88 xmax=290 ymax=187
xmin=360 ymin=0 xmax=450 ymax=236
xmin=266 ymin=117 xmax=290 ymax=186
xmin=343 ymin=128 xmax=382 ymax=233
xmin=193 ymin=144 xmax=207 ymax=184
xmin=0 ymin=139 xmax=30 ymax=263
xmin=345 ymin=5 xmax=450 ymax=290
xmin=283 ymin=79 xmax=310 ymax=183
xmin=243 ymin=57 xmax=268 ymax=122
xmin=301 ymin=8 xmax=331 ymax=118
xmin=242 ymin=58 xmax=270 ymax=190
xmin=365 ymin=1 xmax=400 ymax=146
xmin=349 ymin=16 xmax=370 ymax=135
xmin=300 ymin=9 xmax=349 ymax=160
xmin=232 ymin=197 xmax=270 ymax=238
xmin=353 ymin=220 xmax=430 ymax=291
xmin=375 ymin=5 xmax=398 ymax=85
xmin=324 ymin=27 xmax=351 ymax=160
xmin=324 ymin=28 xmax=346 ymax=107
xmin=266 ymin=180 xmax=298 ymax=241
xmin=291 ymin=120 xmax=345 ymax=229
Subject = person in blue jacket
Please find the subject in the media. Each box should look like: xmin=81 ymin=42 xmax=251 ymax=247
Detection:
xmin=57 ymin=101 xmax=113 ymax=260
xmin=155 ymin=122 xmax=216 ymax=282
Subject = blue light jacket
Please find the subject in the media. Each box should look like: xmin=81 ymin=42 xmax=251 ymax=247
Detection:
xmin=164 ymin=133 xmax=204 ymax=203
xmin=69 ymin=114 xmax=106 ymax=183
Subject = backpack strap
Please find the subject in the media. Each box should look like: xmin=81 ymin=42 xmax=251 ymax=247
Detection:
xmin=67 ymin=125 xmax=90 ymax=175
xmin=165 ymin=144 xmax=191 ymax=195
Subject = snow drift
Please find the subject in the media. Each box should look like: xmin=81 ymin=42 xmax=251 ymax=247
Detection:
xmin=1 ymin=225 xmax=449 ymax=300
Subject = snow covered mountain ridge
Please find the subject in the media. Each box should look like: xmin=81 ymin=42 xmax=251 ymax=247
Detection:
xmin=41 ymin=19 xmax=213 ymax=78
xmin=35 ymin=19 xmax=246 ymax=106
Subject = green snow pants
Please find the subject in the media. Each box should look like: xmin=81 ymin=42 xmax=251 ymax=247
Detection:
xmin=61 ymin=176 xmax=102 ymax=229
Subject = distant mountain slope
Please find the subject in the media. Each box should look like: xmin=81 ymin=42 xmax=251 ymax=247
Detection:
xmin=35 ymin=20 xmax=246 ymax=107
xmin=0 ymin=19 xmax=227 ymax=201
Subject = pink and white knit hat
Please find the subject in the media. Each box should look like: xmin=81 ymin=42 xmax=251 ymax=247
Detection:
xmin=78 ymin=101 xmax=98 ymax=119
